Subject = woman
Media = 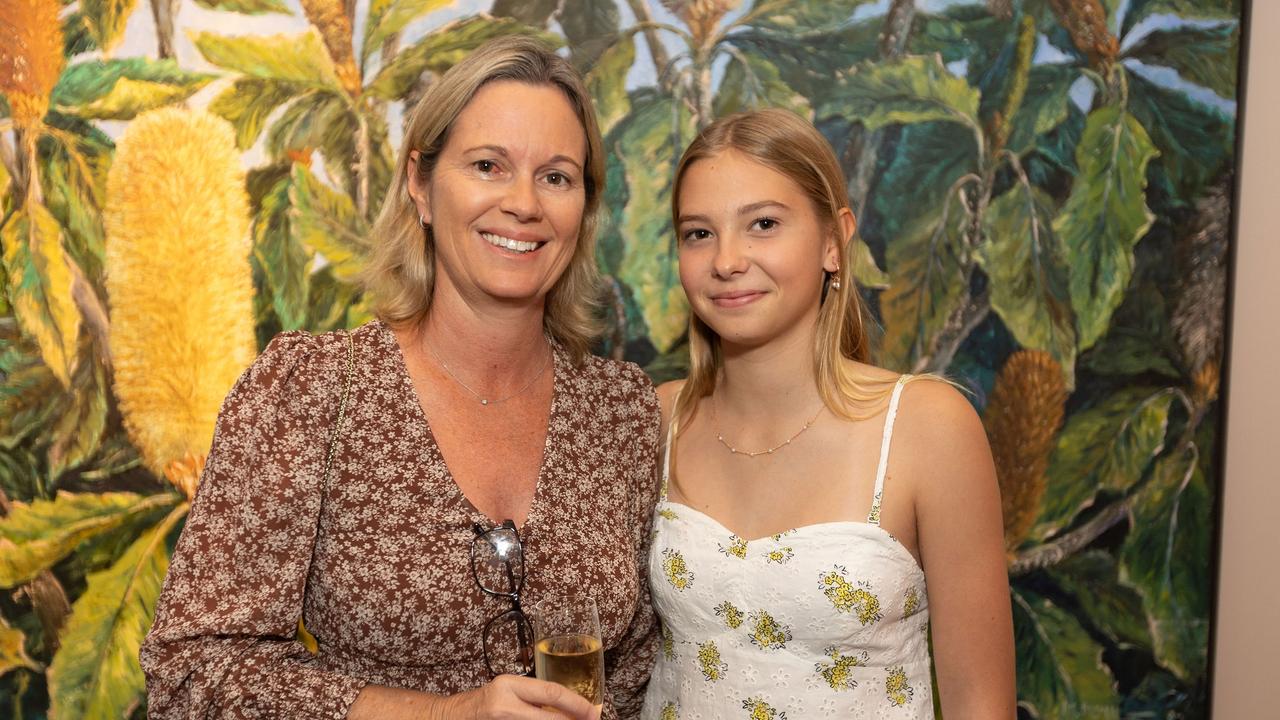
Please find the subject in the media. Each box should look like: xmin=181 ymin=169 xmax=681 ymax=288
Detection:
xmin=141 ymin=37 xmax=661 ymax=720
xmin=640 ymin=109 xmax=1015 ymax=718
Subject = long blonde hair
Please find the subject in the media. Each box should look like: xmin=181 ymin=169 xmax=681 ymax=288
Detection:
xmin=362 ymin=35 xmax=605 ymax=362
xmin=672 ymin=109 xmax=896 ymax=425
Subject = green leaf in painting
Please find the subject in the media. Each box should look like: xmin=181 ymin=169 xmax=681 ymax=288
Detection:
xmin=1082 ymin=279 xmax=1182 ymax=379
xmin=1049 ymin=550 xmax=1152 ymax=651
xmin=746 ymin=0 xmax=878 ymax=33
xmin=1126 ymin=73 xmax=1233 ymax=202
xmin=288 ymin=165 xmax=369 ymax=282
xmin=255 ymin=174 xmax=313 ymax=331
xmin=1124 ymin=24 xmax=1239 ymax=100
xmin=366 ymin=17 xmax=548 ymax=101
xmin=1005 ymin=64 xmax=1076 ymax=154
xmin=47 ymin=504 xmax=187 ymax=720
xmin=558 ymin=0 xmax=621 ymax=69
xmin=614 ymin=94 xmax=696 ymax=352
xmin=190 ymin=30 xmax=343 ymax=92
xmin=80 ymin=0 xmax=140 ymax=54
xmin=1 ymin=203 xmax=82 ymax=388
xmin=730 ymin=21 xmax=880 ymax=104
xmin=851 ymin=238 xmax=888 ymax=290
xmin=1012 ymin=587 xmax=1120 ymax=718
xmin=1033 ymin=387 xmax=1173 ymax=541
xmin=0 ymin=347 xmax=62 ymax=447
xmin=878 ymin=196 xmax=970 ymax=371
xmin=0 ymin=491 xmax=179 ymax=588
xmin=1122 ymin=0 xmax=1240 ymax=36
xmin=46 ymin=359 xmax=109 ymax=480
xmin=872 ymin=121 xmax=980 ymax=244
xmin=1119 ymin=448 xmax=1212 ymax=681
xmin=1054 ymin=105 xmax=1157 ymax=351
xmin=0 ymin=614 xmax=39 ymax=677
xmin=585 ymin=36 xmax=636 ymax=137
xmin=192 ymin=0 xmax=291 ymax=15
xmin=265 ymin=92 xmax=356 ymax=168
xmin=361 ymin=0 xmax=453 ymax=71
xmin=210 ymin=78 xmax=306 ymax=150
xmin=713 ymin=51 xmax=810 ymax=119
xmin=978 ymin=186 xmax=1076 ymax=380
xmin=821 ymin=55 xmax=981 ymax=134
xmin=52 ymin=59 xmax=215 ymax=121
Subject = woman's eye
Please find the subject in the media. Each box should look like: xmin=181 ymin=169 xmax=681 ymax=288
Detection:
xmin=545 ymin=172 xmax=570 ymax=187
xmin=475 ymin=160 xmax=497 ymax=173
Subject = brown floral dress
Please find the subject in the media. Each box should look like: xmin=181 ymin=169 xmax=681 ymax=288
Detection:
xmin=140 ymin=320 xmax=662 ymax=719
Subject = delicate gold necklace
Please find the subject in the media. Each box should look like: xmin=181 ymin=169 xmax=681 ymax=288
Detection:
xmin=712 ymin=399 xmax=825 ymax=458
xmin=426 ymin=342 xmax=551 ymax=406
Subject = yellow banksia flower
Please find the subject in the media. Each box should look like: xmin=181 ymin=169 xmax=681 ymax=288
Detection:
xmin=300 ymin=0 xmax=361 ymax=98
xmin=984 ymin=350 xmax=1067 ymax=554
xmin=0 ymin=0 xmax=65 ymax=129
xmin=105 ymin=108 xmax=255 ymax=496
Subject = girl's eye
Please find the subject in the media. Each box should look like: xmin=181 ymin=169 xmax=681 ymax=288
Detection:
xmin=682 ymin=228 xmax=712 ymax=243
xmin=751 ymin=217 xmax=779 ymax=232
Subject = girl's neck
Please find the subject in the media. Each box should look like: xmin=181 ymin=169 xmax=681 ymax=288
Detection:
xmin=715 ymin=324 xmax=821 ymax=422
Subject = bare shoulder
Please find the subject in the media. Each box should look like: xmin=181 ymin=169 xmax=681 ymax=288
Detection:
xmin=893 ymin=377 xmax=995 ymax=493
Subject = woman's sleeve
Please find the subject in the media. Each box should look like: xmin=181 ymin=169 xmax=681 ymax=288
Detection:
xmin=140 ymin=332 xmax=367 ymax=719
xmin=602 ymin=371 xmax=663 ymax=720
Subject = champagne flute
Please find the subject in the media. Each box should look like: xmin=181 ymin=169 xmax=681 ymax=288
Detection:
xmin=532 ymin=597 xmax=604 ymax=710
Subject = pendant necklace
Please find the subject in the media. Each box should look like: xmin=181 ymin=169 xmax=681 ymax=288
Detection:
xmin=427 ymin=342 xmax=551 ymax=406
xmin=712 ymin=397 xmax=825 ymax=458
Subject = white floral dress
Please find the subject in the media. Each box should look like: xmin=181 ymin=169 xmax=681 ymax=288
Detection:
xmin=641 ymin=376 xmax=934 ymax=719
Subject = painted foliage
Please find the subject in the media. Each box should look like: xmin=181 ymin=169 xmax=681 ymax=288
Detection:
xmin=0 ymin=0 xmax=1240 ymax=717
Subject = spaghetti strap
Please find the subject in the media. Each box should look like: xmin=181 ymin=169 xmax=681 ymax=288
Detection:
xmin=867 ymin=374 xmax=911 ymax=526
xmin=660 ymin=384 xmax=683 ymax=501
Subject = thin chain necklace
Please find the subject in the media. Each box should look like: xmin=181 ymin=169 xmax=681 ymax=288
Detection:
xmin=712 ymin=397 xmax=825 ymax=458
xmin=426 ymin=342 xmax=551 ymax=406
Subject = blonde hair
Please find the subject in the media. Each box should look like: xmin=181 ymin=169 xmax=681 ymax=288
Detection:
xmin=362 ymin=35 xmax=605 ymax=362
xmin=672 ymin=108 xmax=896 ymax=425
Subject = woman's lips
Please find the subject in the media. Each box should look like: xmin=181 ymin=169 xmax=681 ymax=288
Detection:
xmin=710 ymin=290 xmax=765 ymax=308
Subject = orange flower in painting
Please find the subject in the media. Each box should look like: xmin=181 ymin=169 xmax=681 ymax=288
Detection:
xmin=0 ymin=0 xmax=65 ymax=129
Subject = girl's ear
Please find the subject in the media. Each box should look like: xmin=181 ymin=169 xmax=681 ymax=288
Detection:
xmin=825 ymin=207 xmax=857 ymax=272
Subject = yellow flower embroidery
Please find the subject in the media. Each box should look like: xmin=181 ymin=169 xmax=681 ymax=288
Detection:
xmin=742 ymin=697 xmax=787 ymax=720
xmin=719 ymin=535 xmax=748 ymax=559
xmin=904 ymin=586 xmax=921 ymax=616
xmin=747 ymin=610 xmax=792 ymax=650
xmin=818 ymin=566 xmax=883 ymax=625
xmin=765 ymin=546 xmax=794 ymax=564
xmin=660 ymin=702 xmax=679 ymax=720
xmin=815 ymin=646 xmax=868 ymax=691
xmin=696 ymin=641 xmax=728 ymax=682
xmin=658 ymin=508 xmax=678 ymax=521
xmin=771 ymin=529 xmax=796 ymax=541
xmin=714 ymin=600 xmax=744 ymax=629
xmin=886 ymin=666 xmax=914 ymax=706
xmin=662 ymin=549 xmax=694 ymax=590
xmin=661 ymin=623 xmax=676 ymax=660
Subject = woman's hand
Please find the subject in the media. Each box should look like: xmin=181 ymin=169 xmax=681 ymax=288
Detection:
xmin=442 ymin=675 xmax=601 ymax=719
xmin=348 ymin=676 xmax=601 ymax=720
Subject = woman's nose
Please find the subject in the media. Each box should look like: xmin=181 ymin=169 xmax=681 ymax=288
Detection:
xmin=500 ymin=175 xmax=542 ymax=222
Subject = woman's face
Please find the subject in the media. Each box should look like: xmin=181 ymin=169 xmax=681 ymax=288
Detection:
xmin=676 ymin=149 xmax=843 ymax=349
xmin=409 ymin=80 xmax=588 ymax=310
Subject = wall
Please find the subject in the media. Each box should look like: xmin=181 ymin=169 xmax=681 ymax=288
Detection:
xmin=1212 ymin=1 xmax=1280 ymax=717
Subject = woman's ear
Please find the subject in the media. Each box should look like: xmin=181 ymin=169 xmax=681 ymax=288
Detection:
xmin=407 ymin=150 xmax=432 ymax=225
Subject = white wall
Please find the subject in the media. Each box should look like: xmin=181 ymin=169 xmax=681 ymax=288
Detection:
xmin=1212 ymin=2 xmax=1280 ymax=717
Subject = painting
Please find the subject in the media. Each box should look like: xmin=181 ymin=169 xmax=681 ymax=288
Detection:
xmin=0 ymin=0 xmax=1242 ymax=717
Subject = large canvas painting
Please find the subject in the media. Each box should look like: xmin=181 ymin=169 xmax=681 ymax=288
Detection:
xmin=0 ymin=0 xmax=1241 ymax=717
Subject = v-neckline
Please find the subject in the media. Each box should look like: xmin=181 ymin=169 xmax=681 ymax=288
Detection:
xmin=379 ymin=320 xmax=563 ymax=534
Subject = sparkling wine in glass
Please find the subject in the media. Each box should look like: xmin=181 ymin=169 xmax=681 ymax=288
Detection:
xmin=533 ymin=597 xmax=604 ymax=709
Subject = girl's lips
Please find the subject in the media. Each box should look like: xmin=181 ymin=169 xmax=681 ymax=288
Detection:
xmin=711 ymin=291 xmax=765 ymax=308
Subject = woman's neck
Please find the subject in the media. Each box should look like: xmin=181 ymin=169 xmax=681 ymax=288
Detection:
xmin=414 ymin=287 xmax=550 ymax=381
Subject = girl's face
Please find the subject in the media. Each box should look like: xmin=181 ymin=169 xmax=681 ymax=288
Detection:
xmin=676 ymin=149 xmax=844 ymax=350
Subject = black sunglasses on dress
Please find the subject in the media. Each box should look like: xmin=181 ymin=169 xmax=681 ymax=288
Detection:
xmin=471 ymin=519 xmax=534 ymax=677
